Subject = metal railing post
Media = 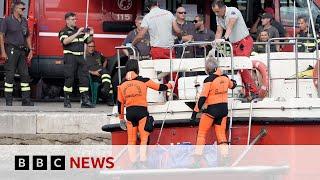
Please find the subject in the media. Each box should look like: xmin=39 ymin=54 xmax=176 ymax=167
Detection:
xmin=169 ymin=46 xmax=173 ymax=100
xmin=116 ymin=49 xmax=121 ymax=84
xmin=295 ymin=39 xmax=299 ymax=98
xmin=267 ymin=39 xmax=272 ymax=98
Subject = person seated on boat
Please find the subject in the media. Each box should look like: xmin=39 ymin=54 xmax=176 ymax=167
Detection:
xmin=174 ymin=6 xmax=195 ymax=58
xmin=296 ymin=15 xmax=317 ymax=53
xmin=86 ymin=40 xmax=113 ymax=106
xmin=250 ymin=3 xmax=286 ymax=40
xmin=122 ymin=15 xmax=151 ymax=60
xmin=193 ymin=14 xmax=215 ymax=58
xmin=253 ymin=13 xmax=280 ymax=52
xmin=190 ymin=56 xmax=236 ymax=165
xmin=253 ymin=30 xmax=277 ymax=53
xmin=117 ymin=59 xmax=174 ymax=166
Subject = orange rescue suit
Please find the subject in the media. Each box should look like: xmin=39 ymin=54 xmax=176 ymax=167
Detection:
xmin=118 ymin=72 xmax=172 ymax=145
xmin=192 ymin=69 xmax=236 ymax=155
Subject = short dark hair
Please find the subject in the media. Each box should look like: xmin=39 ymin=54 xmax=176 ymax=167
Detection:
xmin=211 ymin=0 xmax=225 ymax=8
xmin=135 ymin=15 xmax=144 ymax=21
xmin=147 ymin=0 xmax=158 ymax=9
xmin=125 ymin=59 xmax=139 ymax=74
xmin=297 ymin=15 xmax=308 ymax=23
xmin=12 ymin=1 xmax=25 ymax=12
xmin=196 ymin=15 xmax=205 ymax=22
xmin=65 ymin=12 xmax=76 ymax=20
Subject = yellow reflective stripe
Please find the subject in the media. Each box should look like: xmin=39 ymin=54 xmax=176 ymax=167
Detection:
xmin=102 ymin=79 xmax=111 ymax=83
xmin=83 ymin=34 xmax=90 ymax=40
xmin=79 ymin=87 xmax=89 ymax=93
xmin=4 ymin=88 xmax=13 ymax=92
xmin=20 ymin=83 xmax=29 ymax=87
xmin=101 ymin=74 xmax=111 ymax=79
xmin=71 ymin=38 xmax=85 ymax=43
xmin=109 ymin=90 xmax=113 ymax=93
xmin=21 ymin=87 xmax=31 ymax=91
xmin=63 ymin=86 xmax=73 ymax=92
xmin=4 ymin=82 xmax=13 ymax=87
xmin=304 ymin=43 xmax=316 ymax=47
xmin=59 ymin=35 xmax=68 ymax=41
xmin=63 ymin=50 xmax=84 ymax=55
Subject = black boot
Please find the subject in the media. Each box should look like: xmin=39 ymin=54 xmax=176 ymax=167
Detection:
xmin=106 ymin=95 xmax=114 ymax=106
xmin=21 ymin=91 xmax=34 ymax=106
xmin=101 ymin=82 xmax=111 ymax=96
xmin=81 ymin=92 xmax=94 ymax=108
xmin=4 ymin=92 xmax=13 ymax=106
xmin=64 ymin=92 xmax=71 ymax=108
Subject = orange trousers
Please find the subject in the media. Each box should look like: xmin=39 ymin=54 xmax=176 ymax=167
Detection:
xmin=195 ymin=113 xmax=227 ymax=155
xmin=127 ymin=117 xmax=150 ymax=162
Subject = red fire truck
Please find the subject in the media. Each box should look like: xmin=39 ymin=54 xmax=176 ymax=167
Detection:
xmin=0 ymin=0 xmax=320 ymax=99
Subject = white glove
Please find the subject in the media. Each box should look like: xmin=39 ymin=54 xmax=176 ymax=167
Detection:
xmin=126 ymin=43 xmax=133 ymax=48
xmin=119 ymin=119 xmax=127 ymax=131
xmin=214 ymin=39 xmax=225 ymax=43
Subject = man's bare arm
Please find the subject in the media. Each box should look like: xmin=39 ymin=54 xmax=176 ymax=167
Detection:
xmin=132 ymin=27 xmax=148 ymax=46
xmin=26 ymin=35 xmax=32 ymax=50
xmin=215 ymin=25 xmax=224 ymax=39
xmin=0 ymin=33 xmax=5 ymax=52
xmin=224 ymin=18 xmax=237 ymax=39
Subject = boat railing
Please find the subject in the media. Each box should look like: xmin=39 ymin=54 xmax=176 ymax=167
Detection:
xmin=253 ymin=41 xmax=306 ymax=53
xmin=115 ymin=46 xmax=140 ymax=84
xmin=267 ymin=37 xmax=320 ymax=98
xmin=163 ymin=40 xmax=236 ymax=98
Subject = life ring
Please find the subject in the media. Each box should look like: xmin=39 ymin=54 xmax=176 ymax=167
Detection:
xmin=251 ymin=60 xmax=269 ymax=98
xmin=313 ymin=60 xmax=320 ymax=88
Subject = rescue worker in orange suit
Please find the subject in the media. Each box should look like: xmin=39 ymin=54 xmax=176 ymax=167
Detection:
xmin=190 ymin=56 xmax=236 ymax=161
xmin=212 ymin=0 xmax=260 ymax=100
xmin=59 ymin=12 xmax=94 ymax=108
xmin=118 ymin=59 xmax=174 ymax=166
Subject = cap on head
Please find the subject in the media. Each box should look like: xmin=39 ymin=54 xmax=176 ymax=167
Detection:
xmin=261 ymin=13 xmax=273 ymax=19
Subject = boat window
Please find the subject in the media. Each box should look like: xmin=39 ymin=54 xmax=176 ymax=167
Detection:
xmin=0 ymin=0 xmax=5 ymax=17
xmin=280 ymin=0 xmax=320 ymax=27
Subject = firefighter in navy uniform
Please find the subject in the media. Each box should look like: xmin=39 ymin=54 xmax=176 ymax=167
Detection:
xmin=86 ymin=41 xmax=113 ymax=106
xmin=59 ymin=12 xmax=94 ymax=108
xmin=0 ymin=1 xmax=34 ymax=106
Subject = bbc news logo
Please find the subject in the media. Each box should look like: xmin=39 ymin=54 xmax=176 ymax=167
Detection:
xmin=15 ymin=156 xmax=114 ymax=170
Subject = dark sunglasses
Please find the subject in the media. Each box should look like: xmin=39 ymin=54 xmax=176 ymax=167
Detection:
xmin=20 ymin=7 xmax=26 ymax=11
xmin=193 ymin=20 xmax=199 ymax=23
xmin=178 ymin=12 xmax=186 ymax=14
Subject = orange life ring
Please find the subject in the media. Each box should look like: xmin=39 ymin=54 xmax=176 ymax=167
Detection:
xmin=252 ymin=60 xmax=269 ymax=98
xmin=313 ymin=60 xmax=320 ymax=88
